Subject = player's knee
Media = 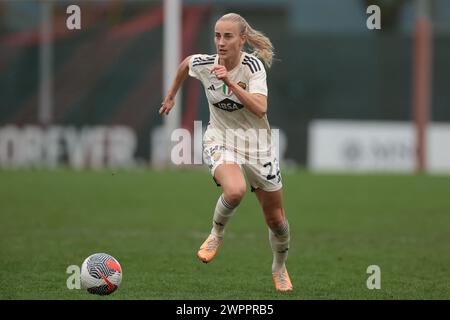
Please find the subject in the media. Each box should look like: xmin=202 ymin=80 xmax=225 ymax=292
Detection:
xmin=223 ymin=185 xmax=246 ymax=206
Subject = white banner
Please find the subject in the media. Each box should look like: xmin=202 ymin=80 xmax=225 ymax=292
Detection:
xmin=0 ymin=125 xmax=137 ymax=169
xmin=427 ymin=123 xmax=450 ymax=173
xmin=308 ymin=120 xmax=450 ymax=173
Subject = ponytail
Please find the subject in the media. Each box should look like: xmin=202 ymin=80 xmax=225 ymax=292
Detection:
xmin=218 ymin=13 xmax=274 ymax=68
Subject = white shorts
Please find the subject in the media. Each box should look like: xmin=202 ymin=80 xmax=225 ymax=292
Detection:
xmin=202 ymin=132 xmax=283 ymax=193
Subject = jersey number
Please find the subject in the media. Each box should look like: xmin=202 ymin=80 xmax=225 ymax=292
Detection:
xmin=263 ymin=161 xmax=281 ymax=183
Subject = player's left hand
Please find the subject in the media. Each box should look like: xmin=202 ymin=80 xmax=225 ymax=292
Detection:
xmin=211 ymin=65 xmax=231 ymax=85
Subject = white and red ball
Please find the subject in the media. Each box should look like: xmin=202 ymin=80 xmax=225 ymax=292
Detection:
xmin=80 ymin=253 xmax=122 ymax=295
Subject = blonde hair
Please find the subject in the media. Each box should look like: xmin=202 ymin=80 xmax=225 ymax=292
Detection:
xmin=218 ymin=13 xmax=274 ymax=68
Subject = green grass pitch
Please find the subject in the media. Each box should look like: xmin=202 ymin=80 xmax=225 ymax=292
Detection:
xmin=0 ymin=169 xmax=449 ymax=299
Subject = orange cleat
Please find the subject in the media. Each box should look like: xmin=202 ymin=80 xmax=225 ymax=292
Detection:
xmin=272 ymin=268 xmax=293 ymax=292
xmin=197 ymin=234 xmax=222 ymax=263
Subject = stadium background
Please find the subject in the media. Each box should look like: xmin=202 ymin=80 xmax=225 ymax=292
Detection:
xmin=0 ymin=0 xmax=449 ymax=299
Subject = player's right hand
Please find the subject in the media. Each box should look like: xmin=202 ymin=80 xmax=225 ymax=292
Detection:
xmin=159 ymin=97 xmax=175 ymax=115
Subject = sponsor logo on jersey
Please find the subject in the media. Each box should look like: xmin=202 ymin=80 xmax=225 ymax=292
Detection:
xmin=207 ymin=84 xmax=215 ymax=91
xmin=237 ymin=81 xmax=247 ymax=90
xmin=222 ymin=84 xmax=233 ymax=96
xmin=213 ymin=98 xmax=244 ymax=112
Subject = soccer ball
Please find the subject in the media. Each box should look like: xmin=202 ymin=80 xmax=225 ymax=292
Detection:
xmin=80 ymin=253 xmax=122 ymax=295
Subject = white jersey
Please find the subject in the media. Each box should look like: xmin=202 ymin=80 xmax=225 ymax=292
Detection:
xmin=188 ymin=52 xmax=273 ymax=159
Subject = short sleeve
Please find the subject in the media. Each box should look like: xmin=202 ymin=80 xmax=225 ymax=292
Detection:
xmin=249 ymin=68 xmax=268 ymax=96
xmin=188 ymin=54 xmax=216 ymax=81
xmin=188 ymin=54 xmax=201 ymax=80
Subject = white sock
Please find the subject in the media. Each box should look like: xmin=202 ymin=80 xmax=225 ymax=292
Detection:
xmin=210 ymin=194 xmax=237 ymax=238
xmin=269 ymin=219 xmax=290 ymax=273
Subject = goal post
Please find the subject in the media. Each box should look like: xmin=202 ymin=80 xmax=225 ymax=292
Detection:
xmin=162 ymin=0 xmax=182 ymax=165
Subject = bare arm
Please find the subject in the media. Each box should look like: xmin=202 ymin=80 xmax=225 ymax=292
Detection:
xmin=211 ymin=65 xmax=267 ymax=118
xmin=159 ymin=55 xmax=191 ymax=115
xmin=227 ymin=82 xmax=267 ymax=118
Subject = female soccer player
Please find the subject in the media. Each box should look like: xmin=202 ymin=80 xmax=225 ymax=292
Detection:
xmin=159 ymin=13 xmax=292 ymax=291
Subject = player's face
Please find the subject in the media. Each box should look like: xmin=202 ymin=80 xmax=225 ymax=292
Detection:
xmin=214 ymin=20 xmax=245 ymax=61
